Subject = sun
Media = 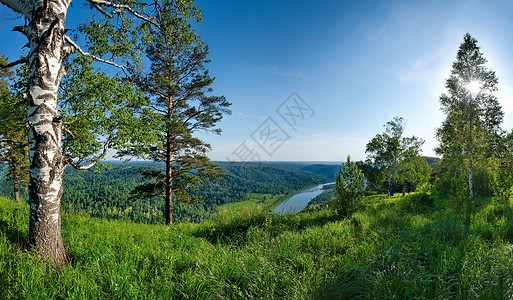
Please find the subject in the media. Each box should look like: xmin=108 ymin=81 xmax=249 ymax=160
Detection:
xmin=467 ymin=80 xmax=481 ymax=95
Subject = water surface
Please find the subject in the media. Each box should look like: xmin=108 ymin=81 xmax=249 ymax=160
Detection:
xmin=273 ymin=182 xmax=334 ymax=214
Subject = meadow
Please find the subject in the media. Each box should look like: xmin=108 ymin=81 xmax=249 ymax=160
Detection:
xmin=1 ymin=192 xmax=513 ymax=299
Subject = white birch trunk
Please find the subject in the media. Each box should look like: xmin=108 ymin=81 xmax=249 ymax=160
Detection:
xmin=0 ymin=0 xmax=72 ymax=266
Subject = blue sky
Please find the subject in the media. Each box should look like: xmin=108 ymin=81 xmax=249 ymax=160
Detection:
xmin=1 ymin=0 xmax=513 ymax=162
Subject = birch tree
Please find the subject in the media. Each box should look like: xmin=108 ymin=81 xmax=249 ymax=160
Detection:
xmin=0 ymin=0 xmax=155 ymax=266
xmin=435 ymin=33 xmax=503 ymax=201
xmin=365 ymin=117 xmax=424 ymax=196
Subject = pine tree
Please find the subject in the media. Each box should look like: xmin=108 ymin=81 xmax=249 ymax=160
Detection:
xmin=0 ymin=55 xmax=29 ymax=202
xmin=435 ymin=33 xmax=503 ymax=201
xmin=332 ymin=155 xmax=364 ymax=217
xmin=127 ymin=0 xmax=231 ymax=224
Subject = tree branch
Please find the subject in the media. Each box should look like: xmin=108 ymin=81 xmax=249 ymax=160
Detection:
xmin=0 ymin=138 xmax=27 ymax=147
xmin=13 ymin=25 xmax=29 ymax=37
xmin=0 ymin=0 xmax=30 ymax=16
xmin=63 ymin=35 xmax=128 ymax=76
xmin=0 ymin=57 xmax=27 ymax=69
xmin=65 ymin=134 xmax=111 ymax=171
xmin=86 ymin=0 xmax=158 ymax=27
xmin=66 ymin=158 xmax=97 ymax=170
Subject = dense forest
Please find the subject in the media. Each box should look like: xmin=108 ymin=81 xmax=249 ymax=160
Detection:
xmin=0 ymin=162 xmax=332 ymax=223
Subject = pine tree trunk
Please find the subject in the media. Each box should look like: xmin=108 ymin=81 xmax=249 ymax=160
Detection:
xmin=25 ymin=0 xmax=70 ymax=267
xmin=165 ymin=125 xmax=173 ymax=225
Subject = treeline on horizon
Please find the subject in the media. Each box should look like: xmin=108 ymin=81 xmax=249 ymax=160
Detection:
xmin=0 ymin=157 xmax=443 ymax=224
xmin=0 ymin=162 xmax=331 ymax=223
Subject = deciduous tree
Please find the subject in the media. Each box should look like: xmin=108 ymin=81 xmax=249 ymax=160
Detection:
xmin=365 ymin=117 xmax=424 ymax=196
xmin=435 ymin=33 xmax=503 ymax=201
xmin=0 ymin=0 xmax=155 ymax=266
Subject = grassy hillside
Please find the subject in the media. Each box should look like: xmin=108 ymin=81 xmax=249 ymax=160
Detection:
xmin=1 ymin=192 xmax=513 ymax=298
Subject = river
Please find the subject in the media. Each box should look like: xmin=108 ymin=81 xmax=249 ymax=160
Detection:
xmin=273 ymin=182 xmax=335 ymax=214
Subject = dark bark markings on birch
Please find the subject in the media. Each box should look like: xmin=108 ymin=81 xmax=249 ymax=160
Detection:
xmin=25 ymin=0 xmax=69 ymax=265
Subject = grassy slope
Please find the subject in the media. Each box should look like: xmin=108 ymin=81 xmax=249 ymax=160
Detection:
xmin=217 ymin=193 xmax=284 ymax=213
xmin=1 ymin=193 xmax=513 ymax=299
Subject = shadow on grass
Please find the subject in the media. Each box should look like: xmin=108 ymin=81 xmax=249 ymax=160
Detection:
xmin=314 ymin=195 xmax=480 ymax=299
xmin=0 ymin=219 xmax=26 ymax=249
xmin=313 ymin=268 xmax=365 ymax=300
xmin=193 ymin=205 xmax=343 ymax=247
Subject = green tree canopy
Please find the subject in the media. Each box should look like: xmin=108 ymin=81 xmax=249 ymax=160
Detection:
xmin=332 ymin=155 xmax=364 ymax=217
xmin=126 ymin=0 xmax=231 ymax=224
xmin=435 ymin=33 xmax=503 ymax=199
xmin=0 ymin=0 xmax=157 ymax=265
xmin=365 ymin=117 xmax=424 ymax=196
xmin=0 ymin=55 xmax=29 ymax=202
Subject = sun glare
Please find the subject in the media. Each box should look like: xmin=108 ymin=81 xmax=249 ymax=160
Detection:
xmin=467 ymin=80 xmax=481 ymax=95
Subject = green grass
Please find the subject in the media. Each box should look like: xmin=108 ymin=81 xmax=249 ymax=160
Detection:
xmin=217 ymin=193 xmax=285 ymax=213
xmin=1 ymin=192 xmax=513 ymax=299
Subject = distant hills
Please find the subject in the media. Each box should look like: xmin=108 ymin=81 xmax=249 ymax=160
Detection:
xmin=0 ymin=161 xmax=335 ymax=223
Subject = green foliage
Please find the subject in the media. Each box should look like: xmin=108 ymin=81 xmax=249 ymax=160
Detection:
xmin=0 ymin=162 xmax=327 ymax=223
xmin=59 ymin=55 xmax=148 ymax=166
xmin=398 ymin=156 xmax=431 ymax=192
xmin=299 ymin=164 xmax=340 ymax=181
xmin=493 ymin=160 xmax=513 ymax=205
xmin=331 ymin=156 xmax=364 ymax=217
xmin=0 ymin=55 xmax=29 ymax=202
xmin=448 ymin=174 xmax=469 ymax=211
xmin=307 ymin=191 xmax=334 ymax=208
xmin=492 ymin=130 xmax=513 ymax=205
xmin=124 ymin=0 xmax=231 ymax=223
xmin=400 ymin=192 xmax=434 ymax=214
xmin=424 ymin=156 xmax=441 ymax=167
xmin=365 ymin=117 xmax=425 ymax=195
xmin=435 ymin=33 xmax=503 ymax=199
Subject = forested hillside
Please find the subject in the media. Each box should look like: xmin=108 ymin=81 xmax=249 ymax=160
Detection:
xmin=0 ymin=162 xmax=328 ymax=223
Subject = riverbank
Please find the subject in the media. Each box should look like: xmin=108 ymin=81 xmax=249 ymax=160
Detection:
xmin=273 ymin=182 xmax=335 ymax=214
xmin=216 ymin=182 xmax=329 ymax=215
